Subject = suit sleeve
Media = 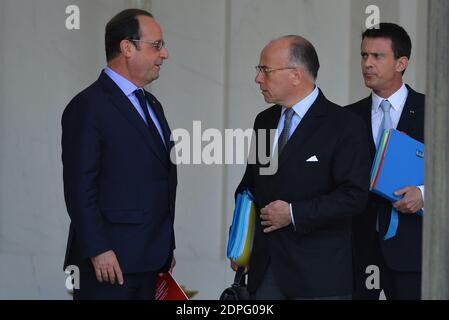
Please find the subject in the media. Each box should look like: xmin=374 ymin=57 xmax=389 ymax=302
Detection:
xmin=291 ymin=113 xmax=371 ymax=234
xmin=62 ymin=96 xmax=112 ymax=259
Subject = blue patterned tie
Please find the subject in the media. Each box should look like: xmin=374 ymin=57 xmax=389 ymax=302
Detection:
xmin=376 ymin=100 xmax=393 ymax=147
xmin=278 ymin=108 xmax=295 ymax=153
xmin=376 ymin=100 xmax=398 ymax=240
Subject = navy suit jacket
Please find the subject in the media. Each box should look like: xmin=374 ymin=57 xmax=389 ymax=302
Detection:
xmin=236 ymin=91 xmax=371 ymax=297
xmin=62 ymin=71 xmax=177 ymax=274
xmin=347 ymin=84 xmax=425 ymax=273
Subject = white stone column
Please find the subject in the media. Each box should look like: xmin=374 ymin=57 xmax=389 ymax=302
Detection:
xmin=422 ymin=0 xmax=449 ymax=300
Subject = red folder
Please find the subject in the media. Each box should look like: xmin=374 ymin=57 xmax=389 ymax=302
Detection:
xmin=155 ymin=273 xmax=188 ymax=300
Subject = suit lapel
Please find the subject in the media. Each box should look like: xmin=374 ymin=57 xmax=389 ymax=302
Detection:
xmin=359 ymin=96 xmax=377 ymax=160
xmin=396 ymin=85 xmax=424 ymax=139
xmin=98 ymin=72 xmax=168 ymax=167
xmin=144 ymin=91 xmax=174 ymax=153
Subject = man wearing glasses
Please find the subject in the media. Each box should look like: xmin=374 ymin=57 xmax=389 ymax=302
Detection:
xmin=233 ymin=35 xmax=371 ymax=299
xmin=62 ymin=9 xmax=176 ymax=299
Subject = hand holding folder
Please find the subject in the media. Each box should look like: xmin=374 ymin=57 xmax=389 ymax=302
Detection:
xmin=371 ymin=129 xmax=424 ymax=201
xmin=370 ymin=129 xmax=424 ymax=239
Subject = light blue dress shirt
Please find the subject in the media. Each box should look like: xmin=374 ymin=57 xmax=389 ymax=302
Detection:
xmin=104 ymin=67 xmax=166 ymax=146
xmin=272 ymin=86 xmax=320 ymax=154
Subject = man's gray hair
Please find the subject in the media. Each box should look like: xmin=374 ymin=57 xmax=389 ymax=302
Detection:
xmin=278 ymin=35 xmax=320 ymax=80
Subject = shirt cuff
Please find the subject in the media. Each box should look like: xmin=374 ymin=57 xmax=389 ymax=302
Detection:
xmin=418 ymin=185 xmax=424 ymax=212
xmin=290 ymin=203 xmax=296 ymax=231
xmin=417 ymin=185 xmax=424 ymax=201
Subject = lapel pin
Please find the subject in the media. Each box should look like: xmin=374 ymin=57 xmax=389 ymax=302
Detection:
xmin=410 ymin=110 xmax=415 ymax=114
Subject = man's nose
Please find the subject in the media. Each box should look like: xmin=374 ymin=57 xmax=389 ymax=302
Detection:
xmin=255 ymin=72 xmax=263 ymax=84
xmin=362 ymin=56 xmax=373 ymax=68
xmin=160 ymin=47 xmax=169 ymax=59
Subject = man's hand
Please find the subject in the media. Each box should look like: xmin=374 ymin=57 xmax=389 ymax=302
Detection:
xmin=90 ymin=250 xmax=124 ymax=285
xmin=260 ymin=200 xmax=292 ymax=233
xmin=392 ymin=186 xmax=424 ymax=213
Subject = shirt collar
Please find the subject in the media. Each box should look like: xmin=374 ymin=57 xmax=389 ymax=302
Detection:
xmin=371 ymin=83 xmax=408 ymax=113
xmin=104 ymin=67 xmax=142 ymax=97
xmin=282 ymin=86 xmax=319 ymax=118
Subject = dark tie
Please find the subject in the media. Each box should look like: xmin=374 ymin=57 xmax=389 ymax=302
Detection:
xmin=278 ymin=108 xmax=295 ymax=153
xmin=134 ymin=89 xmax=167 ymax=150
xmin=134 ymin=89 xmax=154 ymax=127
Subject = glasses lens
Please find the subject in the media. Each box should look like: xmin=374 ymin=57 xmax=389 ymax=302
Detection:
xmin=154 ymin=40 xmax=165 ymax=50
xmin=256 ymin=66 xmax=268 ymax=75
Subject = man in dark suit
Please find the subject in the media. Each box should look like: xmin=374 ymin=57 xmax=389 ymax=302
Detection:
xmin=231 ymin=35 xmax=371 ymax=299
xmin=347 ymin=23 xmax=424 ymax=300
xmin=62 ymin=9 xmax=176 ymax=299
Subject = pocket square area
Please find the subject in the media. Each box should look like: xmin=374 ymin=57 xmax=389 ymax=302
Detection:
xmin=306 ymin=155 xmax=319 ymax=162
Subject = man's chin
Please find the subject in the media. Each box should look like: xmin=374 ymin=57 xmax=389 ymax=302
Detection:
xmin=148 ymin=73 xmax=159 ymax=83
xmin=363 ymin=79 xmax=375 ymax=90
xmin=261 ymin=93 xmax=272 ymax=104
xmin=263 ymin=98 xmax=273 ymax=104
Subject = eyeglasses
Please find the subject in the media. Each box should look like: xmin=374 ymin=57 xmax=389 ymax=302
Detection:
xmin=129 ymin=39 xmax=166 ymax=51
xmin=255 ymin=65 xmax=296 ymax=76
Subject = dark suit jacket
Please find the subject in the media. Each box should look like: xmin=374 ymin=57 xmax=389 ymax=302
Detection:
xmin=347 ymin=84 xmax=425 ymax=273
xmin=236 ymin=90 xmax=371 ymax=298
xmin=62 ymin=71 xmax=177 ymax=274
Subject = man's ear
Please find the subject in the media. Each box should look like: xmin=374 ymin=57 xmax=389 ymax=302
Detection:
xmin=120 ymin=39 xmax=134 ymax=58
xmin=291 ymin=67 xmax=303 ymax=86
xmin=396 ymin=56 xmax=409 ymax=73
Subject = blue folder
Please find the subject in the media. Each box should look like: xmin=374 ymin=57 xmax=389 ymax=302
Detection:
xmin=370 ymin=129 xmax=424 ymax=201
xmin=370 ymin=129 xmax=424 ymax=240
xmin=226 ymin=190 xmax=256 ymax=267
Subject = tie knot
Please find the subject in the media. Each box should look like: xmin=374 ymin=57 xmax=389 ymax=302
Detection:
xmin=284 ymin=107 xmax=295 ymax=120
xmin=134 ymin=88 xmax=145 ymax=100
xmin=380 ymin=100 xmax=391 ymax=113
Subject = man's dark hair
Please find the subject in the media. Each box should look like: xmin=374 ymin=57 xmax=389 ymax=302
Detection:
xmin=362 ymin=22 xmax=412 ymax=60
xmin=105 ymin=9 xmax=153 ymax=61
xmin=281 ymin=35 xmax=320 ymax=81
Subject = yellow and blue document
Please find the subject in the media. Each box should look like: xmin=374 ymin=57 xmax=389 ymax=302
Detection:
xmin=227 ymin=190 xmax=256 ymax=267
